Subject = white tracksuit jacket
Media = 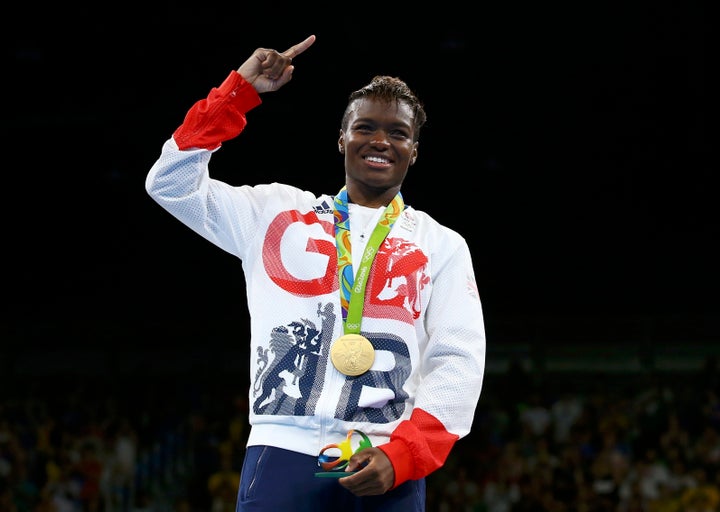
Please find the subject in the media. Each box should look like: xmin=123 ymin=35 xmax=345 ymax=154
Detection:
xmin=145 ymin=70 xmax=486 ymax=487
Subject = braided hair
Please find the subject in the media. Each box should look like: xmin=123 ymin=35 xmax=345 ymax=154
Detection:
xmin=341 ymin=76 xmax=427 ymax=142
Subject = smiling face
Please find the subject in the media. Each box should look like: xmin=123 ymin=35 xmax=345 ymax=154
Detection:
xmin=338 ymin=97 xmax=419 ymax=208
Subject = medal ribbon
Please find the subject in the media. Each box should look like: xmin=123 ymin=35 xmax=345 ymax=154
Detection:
xmin=333 ymin=186 xmax=404 ymax=334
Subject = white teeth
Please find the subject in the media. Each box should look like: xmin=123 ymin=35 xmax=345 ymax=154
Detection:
xmin=365 ymin=156 xmax=389 ymax=163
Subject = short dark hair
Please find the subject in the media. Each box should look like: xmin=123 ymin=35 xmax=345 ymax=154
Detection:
xmin=342 ymin=76 xmax=427 ymax=142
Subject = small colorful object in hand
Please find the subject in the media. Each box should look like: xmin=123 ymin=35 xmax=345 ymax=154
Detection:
xmin=317 ymin=429 xmax=372 ymax=472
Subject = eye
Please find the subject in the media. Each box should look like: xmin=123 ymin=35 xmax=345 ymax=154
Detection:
xmin=353 ymin=123 xmax=374 ymax=133
xmin=390 ymin=129 xmax=410 ymax=140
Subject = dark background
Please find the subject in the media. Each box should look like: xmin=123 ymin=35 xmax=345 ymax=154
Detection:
xmin=4 ymin=1 xmax=716 ymax=361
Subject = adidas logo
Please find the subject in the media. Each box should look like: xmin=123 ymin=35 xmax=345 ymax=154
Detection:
xmin=313 ymin=200 xmax=333 ymax=215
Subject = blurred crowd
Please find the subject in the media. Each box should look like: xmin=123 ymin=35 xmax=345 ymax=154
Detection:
xmin=2 ymin=355 xmax=720 ymax=512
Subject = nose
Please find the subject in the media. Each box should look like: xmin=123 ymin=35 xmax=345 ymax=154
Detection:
xmin=370 ymin=132 xmax=391 ymax=147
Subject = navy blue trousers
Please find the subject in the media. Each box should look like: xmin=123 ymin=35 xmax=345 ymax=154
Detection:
xmin=236 ymin=445 xmax=426 ymax=511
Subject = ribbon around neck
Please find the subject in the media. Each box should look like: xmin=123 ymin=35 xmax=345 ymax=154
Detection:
xmin=333 ymin=187 xmax=404 ymax=333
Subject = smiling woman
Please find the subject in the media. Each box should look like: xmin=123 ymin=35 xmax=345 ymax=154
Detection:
xmin=338 ymin=75 xmax=423 ymax=207
xmin=144 ymin=34 xmax=486 ymax=512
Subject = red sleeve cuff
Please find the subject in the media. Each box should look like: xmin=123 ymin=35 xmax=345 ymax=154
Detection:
xmin=217 ymin=71 xmax=263 ymax=111
xmin=378 ymin=409 xmax=460 ymax=488
xmin=173 ymin=71 xmax=262 ymax=150
xmin=378 ymin=440 xmax=414 ymax=489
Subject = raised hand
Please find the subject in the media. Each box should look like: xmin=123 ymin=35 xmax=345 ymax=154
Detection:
xmin=237 ymin=35 xmax=316 ymax=93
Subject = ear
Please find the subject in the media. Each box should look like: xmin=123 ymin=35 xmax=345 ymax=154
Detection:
xmin=338 ymin=131 xmax=345 ymax=154
xmin=410 ymin=143 xmax=418 ymax=165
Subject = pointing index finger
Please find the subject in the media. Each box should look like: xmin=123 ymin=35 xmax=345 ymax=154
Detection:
xmin=283 ymin=34 xmax=316 ymax=59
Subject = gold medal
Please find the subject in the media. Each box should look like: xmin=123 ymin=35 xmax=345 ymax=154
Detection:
xmin=330 ymin=334 xmax=375 ymax=376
